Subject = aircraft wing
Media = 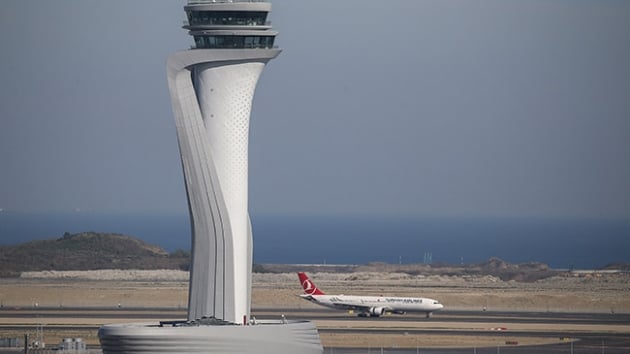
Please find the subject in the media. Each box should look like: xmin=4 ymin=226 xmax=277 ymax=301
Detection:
xmin=327 ymin=298 xmax=393 ymax=313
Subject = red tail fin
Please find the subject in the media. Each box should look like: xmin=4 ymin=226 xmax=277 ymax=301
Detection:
xmin=297 ymin=272 xmax=325 ymax=295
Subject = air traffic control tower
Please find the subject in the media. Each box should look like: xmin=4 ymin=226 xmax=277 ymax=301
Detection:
xmin=98 ymin=1 xmax=322 ymax=353
xmin=167 ymin=0 xmax=280 ymax=325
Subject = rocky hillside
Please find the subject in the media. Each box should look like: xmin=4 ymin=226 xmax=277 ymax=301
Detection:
xmin=0 ymin=232 xmax=190 ymax=277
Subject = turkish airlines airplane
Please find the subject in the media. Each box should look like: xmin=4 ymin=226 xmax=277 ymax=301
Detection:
xmin=297 ymin=272 xmax=444 ymax=318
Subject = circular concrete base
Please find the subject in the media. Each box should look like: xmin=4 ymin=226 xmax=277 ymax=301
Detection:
xmin=99 ymin=319 xmax=322 ymax=354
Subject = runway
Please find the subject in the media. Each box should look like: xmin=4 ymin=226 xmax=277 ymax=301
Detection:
xmin=1 ymin=307 xmax=629 ymax=353
xmin=3 ymin=307 xmax=628 ymax=323
xmin=278 ymin=309 xmax=630 ymax=353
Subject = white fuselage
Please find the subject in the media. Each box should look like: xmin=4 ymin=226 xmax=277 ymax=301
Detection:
xmin=300 ymin=294 xmax=444 ymax=317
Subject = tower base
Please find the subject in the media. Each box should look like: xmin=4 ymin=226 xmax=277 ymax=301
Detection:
xmin=98 ymin=319 xmax=322 ymax=354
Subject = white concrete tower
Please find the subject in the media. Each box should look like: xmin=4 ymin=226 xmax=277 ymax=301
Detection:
xmin=166 ymin=0 xmax=280 ymax=323
xmin=101 ymin=3 xmax=320 ymax=352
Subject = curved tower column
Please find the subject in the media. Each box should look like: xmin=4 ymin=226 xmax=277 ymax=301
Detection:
xmin=166 ymin=1 xmax=281 ymax=324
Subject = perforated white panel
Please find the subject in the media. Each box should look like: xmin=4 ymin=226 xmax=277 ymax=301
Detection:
xmin=195 ymin=62 xmax=264 ymax=213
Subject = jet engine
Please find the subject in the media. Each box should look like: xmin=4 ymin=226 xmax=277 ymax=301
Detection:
xmin=369 ymin=307 xmax=385 ymax=317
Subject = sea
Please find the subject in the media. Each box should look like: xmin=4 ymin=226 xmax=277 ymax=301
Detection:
xmin=1 ymin=212 xmax=629 ymax=270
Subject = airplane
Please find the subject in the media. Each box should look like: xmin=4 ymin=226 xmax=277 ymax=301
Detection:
xmin=297 ymin=272 xmax=444 ymax=318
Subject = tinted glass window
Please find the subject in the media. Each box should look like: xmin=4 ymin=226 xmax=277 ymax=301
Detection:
xmin=193 ymin=35 xmax=274 ymax=49
xmin=187 ymin=11 xmax=267 ymax=26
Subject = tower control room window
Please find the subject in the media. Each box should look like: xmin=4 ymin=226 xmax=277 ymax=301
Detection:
xmin=193 ymin=35 xmax=275 ymax=49
xmin=187 ymin=11 xmax=267 ymax=26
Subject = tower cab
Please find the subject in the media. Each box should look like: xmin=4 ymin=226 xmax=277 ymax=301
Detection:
xmin=183 ymin=0 xmax=277 ymax=49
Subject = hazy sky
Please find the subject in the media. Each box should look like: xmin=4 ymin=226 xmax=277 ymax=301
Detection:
xmin=1 ymin=0 xmax=629 ymax=219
